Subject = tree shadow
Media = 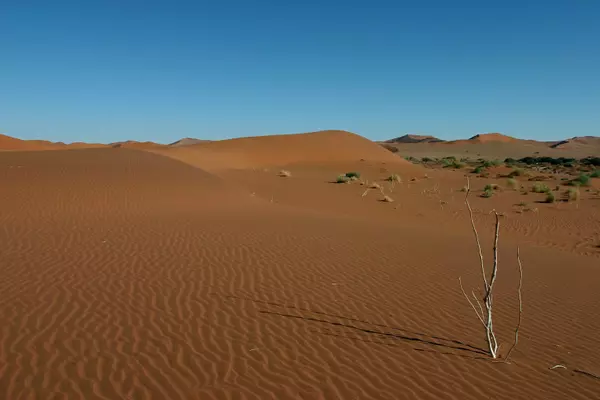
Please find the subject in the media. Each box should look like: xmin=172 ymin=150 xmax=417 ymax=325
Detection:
xmin=223 ymin=294 xmax=488 ymax=357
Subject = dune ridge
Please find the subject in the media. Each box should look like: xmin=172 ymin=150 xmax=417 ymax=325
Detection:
xmin=154 ymin=130 xmax=411 ymax=171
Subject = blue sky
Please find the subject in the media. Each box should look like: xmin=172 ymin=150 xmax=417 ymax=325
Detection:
xmin=1 ymin=0 xmax=599 ymax=143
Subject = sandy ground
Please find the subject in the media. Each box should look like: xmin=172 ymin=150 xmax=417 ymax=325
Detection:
xmin=1 ymin=132 xmax=599 ymax=399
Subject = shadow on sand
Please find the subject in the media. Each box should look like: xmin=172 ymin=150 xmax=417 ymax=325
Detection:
xmin=223 ymin=294 xmax=489 ymax=359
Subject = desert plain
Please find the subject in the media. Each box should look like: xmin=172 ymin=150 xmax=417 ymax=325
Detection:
xmin=1 ymin=130 xmax=599 ymax=399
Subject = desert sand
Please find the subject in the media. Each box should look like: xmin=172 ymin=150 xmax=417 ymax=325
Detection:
xmin=1 ymin=130 xmax=599 ymax=399
xmin=383 ymin=133 xmax=600 ymax=160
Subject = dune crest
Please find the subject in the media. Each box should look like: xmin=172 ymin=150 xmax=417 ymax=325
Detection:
xmin=155 ymin=130 xmax=411 ymax=171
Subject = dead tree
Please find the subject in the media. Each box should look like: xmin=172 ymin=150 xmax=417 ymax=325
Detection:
xmin=459 ymin=178 xmax=523 ymax=360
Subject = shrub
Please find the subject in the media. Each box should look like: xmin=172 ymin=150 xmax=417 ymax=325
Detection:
xmin=508 ymin=168 xmax=524 ymax=177
xmin=381 ymin=144 xmax=399 ymax=153
xmin=472 ymin=166 xmax=484 ymax=174
xmin=532 ymin=182 xmax=550 ymax=193
xmin=481 ymin=188 xmax=494 ymax=198
xmin=336 ymin=175 xmax=350 ymax=183
xmin=545 ymin=191 xmax=555 ymax=203
xmin=566 ymin=187 xmax=580 ymax=202
xmin=443 ymin=159 xmax=465 ymax=169
xmin=591 ymin=170 xmax=600 ymax=178
xmin=581 ymin=157 xmax=600 ymax=167
xmin=570 ymin=174 xmax=591 ymax=187
xmin=507 ymin=178 xmax=518 ymax=190
xmin=387 ymin=174 xmax=401 ymax=182
xmin=421 ymin=157 xmax=432 ymax=163
xmin=504 ymin=158 xmax=517 ymax=165
xmin=484 ymin=183 xmax=500 ymax=191
xmin=345 ymin=172 xmax=361 ymax=179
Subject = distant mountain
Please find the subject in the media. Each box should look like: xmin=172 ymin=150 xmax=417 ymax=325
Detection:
xmin=385 ymin=134 xmax=443 ymax=144
xmin=168 ymin=138 xmax=210 ymax=147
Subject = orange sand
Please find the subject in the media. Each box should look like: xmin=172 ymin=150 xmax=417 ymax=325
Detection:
xmin=0 ymin=131 xmax=599 ymax=399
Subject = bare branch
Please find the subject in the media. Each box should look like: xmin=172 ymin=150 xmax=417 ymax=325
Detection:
xmin=465 ymin=178 xmax=489 ymax=291
xmin=505 ymin=246 xmax=524 ymax=362
xmin=471 ymin=290 xmax=485 ymax=321
xmin=459 ymin=277 xmax=485 ymax=326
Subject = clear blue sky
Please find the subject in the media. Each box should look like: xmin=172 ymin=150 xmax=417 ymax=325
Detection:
xmin=1 ymin=0 xmax=599 ymax=143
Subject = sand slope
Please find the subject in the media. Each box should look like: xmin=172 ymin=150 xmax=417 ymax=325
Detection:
xmin=0 ymin=147 xmax=599 ymax=399
xmin=154 ymin=130 xmax=410 ymax=171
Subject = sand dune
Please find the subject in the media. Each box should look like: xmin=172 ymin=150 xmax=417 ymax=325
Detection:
xmin=466 ymin=133 xmax=518 ymax=143
xmin=382 ymin=132 xmax=600 ymax=160
xmin=156 ymin=130 xmax=411 ymax=171
xmin=169 ymin=138 xmax=211 ymax=147
xmin=385 ymin=134 xmax=444 ymax=144
xmin=0 ymin=134 xmax=106 ymax=151
xmin=0 ymin=138 xmax=599 ymax=399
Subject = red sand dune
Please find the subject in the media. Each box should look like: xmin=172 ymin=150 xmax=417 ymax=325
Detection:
xmin=110 ymin=140 xmax=166 ymax=149
xmin=386 ymin=134 xmax=443 ymax=144
xmin=156 ymin=130 xmax=412 ymax=171
xmin=468 ymin=133 xmax=518 ymax=143
xmin=1 ymin=135 xmax=599 ymax=399
xmin=0 ymin=134 xmax=106 ymax=151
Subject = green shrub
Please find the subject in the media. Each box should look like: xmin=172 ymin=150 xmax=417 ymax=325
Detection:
xmin=507 ymin=178 xmax=518 ymax=190
xmin=345 ymin=172 xmax=361 ymax=179
xmin=532 ymin=182 xmax=550 ymax=193
xmin=443 ymin=159 xmax=465 ymax=169
xmin=570 ymin=174 xmax=591 ymax=186
xmin=336 ymin=175 xmax=350 ymax=183
xmin=590 ymin=170 xmax=600 ymax=178
xmin=508 ymin=168 xmax=524 ymax=177
xmin=566 ymin=187 xmax=580 ymax=202
xmin=481 ymin=188 xmax=494 ymax=198
xmin=387 ymin=174 xmax=401 ymax=182
xmin=545 ymin=191 xmax=555 ymax=203
xmin=472 ymin=166 xmax=484 ymax=174
xmin=421 ymin=157 xmax=432 ymax=163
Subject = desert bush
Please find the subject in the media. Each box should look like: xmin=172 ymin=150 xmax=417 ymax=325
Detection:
xmin=442 ymin=159 xmax=465 ymax=169
xmin=507 ymin=178 xmax=518 ymax=190
xmin=566 ymin=187 xmax=580 ymax=202
xmin=591 ymin=170 xmax=600 ymax=178
xmin=545 ymin=191 xmax=555 ymax=203
xmin=484 ymin=183 xmax=500 ymax=191
xmin=504 ymin=157 xmax=517 ymax=165
xmin=532 ymin=182 xmax=550 ymax=193
xmin=570 ymin=174 xmax=591 ymax=187
xmin=472 ymin=166 xmax=484 ymax=174
xmin=386 ymin=174 xmax=401 ymax=182
xmin=581 ymin=157 xmax=600 ymax=167
xmin=345 ymin=172 xmax=361 ymax=179
xmin=381 ymin=144 xmax=399 ymax=153
xmin=508 ymin=168 xmax=524 ymax=177
xmin=336 ymin=175 xmax=350 ymax=183
xmin=421 ymin=157 xmax=433 ymax=163
xmin=481 ymin=188 xmax=494 ymax=198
